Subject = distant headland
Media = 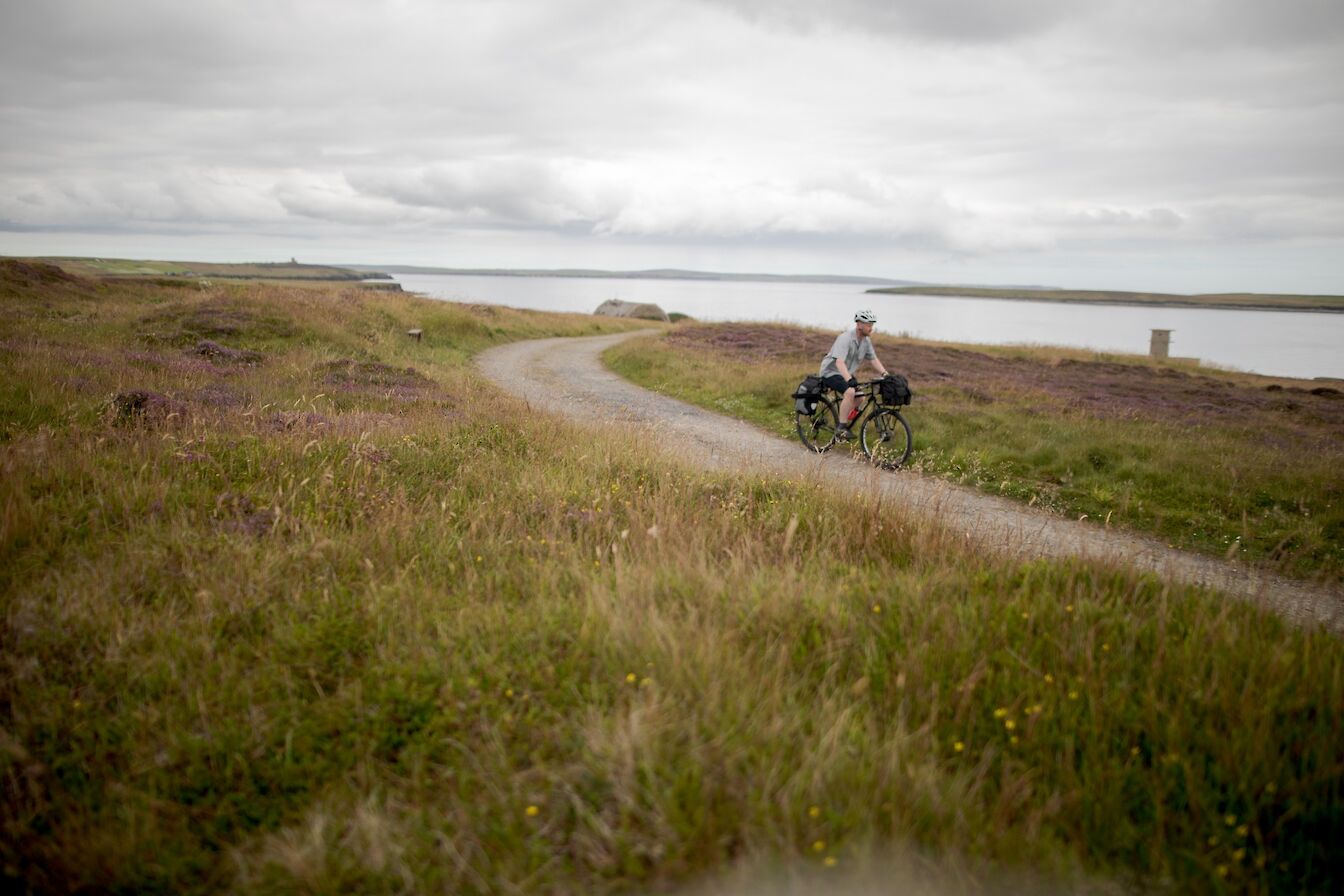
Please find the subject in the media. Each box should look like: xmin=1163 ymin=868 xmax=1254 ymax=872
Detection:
xmin=866 ymin=284 xmax=1344 ymax=313
xmin=344 ymin=265 xmax=920 ymax=287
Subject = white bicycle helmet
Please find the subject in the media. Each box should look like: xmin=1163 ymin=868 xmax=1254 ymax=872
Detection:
xmin=854 ymin=309 xmax=877 ymax=323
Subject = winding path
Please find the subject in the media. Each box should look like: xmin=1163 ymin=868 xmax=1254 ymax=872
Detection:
xmin=478 ymin=331 xmax=1344 ymax=632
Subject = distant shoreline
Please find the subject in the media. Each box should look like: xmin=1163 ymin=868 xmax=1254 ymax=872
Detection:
xmin=17 ymin=254 xmax=1341 ymax=313
xmin=866 ymin=286 xmax=1344 ymax=314
xmin=350 ymin=264 xmax=916 ymax=287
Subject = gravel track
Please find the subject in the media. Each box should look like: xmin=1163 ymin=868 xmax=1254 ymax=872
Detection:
xmin=478 ymin=331 xmax=1344 ymax=633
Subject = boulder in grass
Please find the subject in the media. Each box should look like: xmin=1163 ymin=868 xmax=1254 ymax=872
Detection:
xmin=192 ymin=340 xmax=264 ymax=365
xmin=594 ymin=299 xmax=670 ymax=322
xmin=214 ymin=492 xmax=278 ymax=537
xmin=112 ymin=390 xmax=187 ymax=425
xmin=316 ymin=359 xmax=433 ymax=391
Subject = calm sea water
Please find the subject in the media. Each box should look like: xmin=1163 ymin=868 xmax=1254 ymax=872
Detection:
xmin=394 ymin=273 xmax=1344 ymax=380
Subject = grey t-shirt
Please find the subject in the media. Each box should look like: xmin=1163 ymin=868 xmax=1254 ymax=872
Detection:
xmin=819 ymin=326 xmax=876 ymax=378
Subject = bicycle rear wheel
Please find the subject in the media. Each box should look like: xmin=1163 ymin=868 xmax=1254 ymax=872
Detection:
xmin=860 ymin=408 xmax=912 ymax=468
xmin=796 ymin=397 xmax=839 ymax=453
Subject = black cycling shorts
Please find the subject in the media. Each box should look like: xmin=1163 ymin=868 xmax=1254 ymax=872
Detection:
xmin=821 ymin=374 xmax=853 ymax=394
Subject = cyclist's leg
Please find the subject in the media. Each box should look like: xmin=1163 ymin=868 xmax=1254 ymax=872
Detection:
xmin=823 ymin=374 xmax=856 ymax=429
xmin=837 ymin=387 xmax=858 ymax=428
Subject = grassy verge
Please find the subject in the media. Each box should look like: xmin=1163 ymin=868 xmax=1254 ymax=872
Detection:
xmin=604 ymin=324 xmax=1344 ymax=584
xmin=2 ymin=264 xmax=1341 ymax=894
xmin=25 ymin=255 xmax=382 ymax=282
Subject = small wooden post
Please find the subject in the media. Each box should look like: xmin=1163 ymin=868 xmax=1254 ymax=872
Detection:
xmin=407 ymin=328 xmax=423 ymax=342
xmin=1149 ymin=329 xmax=1171 ymax=360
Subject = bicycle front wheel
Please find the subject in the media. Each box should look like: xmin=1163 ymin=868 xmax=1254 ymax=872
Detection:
xmin=860 ymin=408 xmax=912 ymax=468
xmin=796 ymin=398 xmax=839 ymax=453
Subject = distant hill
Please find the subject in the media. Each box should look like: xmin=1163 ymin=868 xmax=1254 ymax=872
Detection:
xmin=345 ymin=264 xmax=921 ymax=287
xmin=25 ymin=256 xmax=391 ymax=282
xmin=867 ymin=285 xmax=1344 ymax=313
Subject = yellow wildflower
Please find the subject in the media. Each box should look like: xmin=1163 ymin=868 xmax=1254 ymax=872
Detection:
xmin=953 ymin=741 xmax=965 ymax=753
xmin=625 ymin=673 xmax=637 ymax=684
xmin=824 ymin=856 xmax=838 ymax=868
xmin=808 ymin=805 xmax=821 ymax=818
xmin=525 ymin=805 xmax=540 ymax=817
xmin=812 ymin=840 xmax=826 ymax=852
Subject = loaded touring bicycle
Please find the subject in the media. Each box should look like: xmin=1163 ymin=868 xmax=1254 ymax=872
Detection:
xmin=793 ymin=373 xmax=914 ymax=468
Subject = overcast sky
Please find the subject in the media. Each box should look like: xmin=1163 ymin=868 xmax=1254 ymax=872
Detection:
xmin=2 ymin=0 xmax=1342 ymax=292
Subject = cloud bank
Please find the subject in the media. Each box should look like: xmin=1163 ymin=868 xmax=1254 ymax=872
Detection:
xmin=2 ymin=0 xmax=1342 ymax=290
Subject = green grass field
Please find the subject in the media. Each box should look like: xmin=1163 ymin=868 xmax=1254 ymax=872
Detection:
xmin=2 ymin=262 xmax=1341 ymax=893
xmin=20 ymin=255 xmax=383 ymax=282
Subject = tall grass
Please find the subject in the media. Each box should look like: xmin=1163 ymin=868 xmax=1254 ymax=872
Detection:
xmin=2 ymin=269 xmax=1341 ymax=893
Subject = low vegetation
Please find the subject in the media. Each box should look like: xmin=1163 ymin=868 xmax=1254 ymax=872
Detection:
xmin=2 ymin=263 xmax=1341 ymax=893
xmin=25 ymin=255 xmax=387 ymax=282
xmin=605 ymin=323 xmax=1344 ymax=585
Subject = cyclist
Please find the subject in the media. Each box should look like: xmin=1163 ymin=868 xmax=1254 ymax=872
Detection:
xmin=819 ymin=309 xmax=891 ymax=439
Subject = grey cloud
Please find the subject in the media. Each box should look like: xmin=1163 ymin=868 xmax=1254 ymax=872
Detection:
xmin=274 ymin=180 xmax=415 ymax=227
xmin=343 ymin=160 xmax=1039 ymax=256
xmin=1 ymin=0 xmax=1341 ymax=290
xmin=1035 ymin=206 xmax=1185 ymax=232
xmin=698 ymin=0 xmax=1078 ymax=42
xmin=1193 ymin=197 xmax=1344 ymax=242
xmin=347 ymin=161 xmax=628 ymax=229
xmin=0 ymin=169 xmax=282 ymax=231
xmin=699 ymin=0 xmax=1344 ymax=47
xmin=1096 ymin=0 xmax=1344 ymax=50
xmin=0 ymin=1 xmax=283 ymax=108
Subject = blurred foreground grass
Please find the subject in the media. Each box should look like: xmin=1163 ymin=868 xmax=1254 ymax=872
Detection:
xmin=1 ymin=263 xmax=1340 ymax=894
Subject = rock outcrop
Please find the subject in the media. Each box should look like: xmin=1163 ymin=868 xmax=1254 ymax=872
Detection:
xmin=594 ymin=299 xmax=669 ymax=322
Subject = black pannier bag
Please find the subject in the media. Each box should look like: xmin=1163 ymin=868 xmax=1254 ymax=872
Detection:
xmin=793 ymin=374 xmax=824 ymax=414
xmin=879 ymin=373 xmax=913 ymax=406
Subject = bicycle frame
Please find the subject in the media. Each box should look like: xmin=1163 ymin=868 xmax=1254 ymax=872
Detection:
xmin=794 ymin=378 xmax=913 ymax=467
xmin=839 ymin=381 xmax=880 ymax=428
